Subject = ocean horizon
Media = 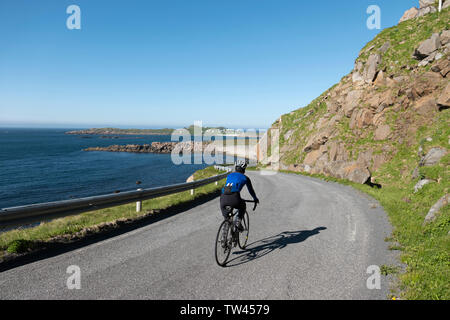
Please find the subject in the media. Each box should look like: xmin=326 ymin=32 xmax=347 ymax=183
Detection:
xmin=0 ymin=128 xmax=236 ymax=208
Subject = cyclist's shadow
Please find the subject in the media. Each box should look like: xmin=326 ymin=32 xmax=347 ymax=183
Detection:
xmin=225 ymin=227 xmax=327 ymax=267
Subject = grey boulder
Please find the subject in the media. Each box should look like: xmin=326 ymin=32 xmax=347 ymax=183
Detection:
xmin=421 ymin=148 xmax=447 ymax=166
xmin=419 ymin=0 xmax=436 ymax=8
xmin=423 ymin=194 xmax=449 ymax=225
xmin=417 ymin=5 xmax=437 ymax=17
xmin=414 ymin=33 xmax=441 ymax=60
xmin=364 ymin=54 xmax=382 ymax=83
xmin=414 ymin=179 xmax=431 ymax=193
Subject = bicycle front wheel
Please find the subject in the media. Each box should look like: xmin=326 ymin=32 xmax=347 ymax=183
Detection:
xmin=238 ymin=211 xmax=250 ymax=249
xmin=215 ymin=220 xmax=233 ymax=267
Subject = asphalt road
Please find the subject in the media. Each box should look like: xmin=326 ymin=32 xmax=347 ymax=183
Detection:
xmin=0 ymin=171 xmax=398 ymax=299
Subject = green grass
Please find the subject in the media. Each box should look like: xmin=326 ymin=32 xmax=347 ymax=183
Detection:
xmin=357 ymin=7 xmax=450 ymax=76
xmin=277 ymin=90 xmax=333 ymax=165
xmin=381 ymin=264 xmax=402 ymax=276
xmin=6 ymin=239 xmax=36 ymax=254
xmin=0 ymin=167 xmax=227 ymax=258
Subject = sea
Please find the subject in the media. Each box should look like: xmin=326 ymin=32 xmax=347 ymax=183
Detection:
xmin=0 ymin=128 xmax=234 ymax=209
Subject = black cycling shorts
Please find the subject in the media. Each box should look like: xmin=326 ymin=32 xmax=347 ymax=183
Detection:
xmin=220 ymin=192 xmax=246 ymax=219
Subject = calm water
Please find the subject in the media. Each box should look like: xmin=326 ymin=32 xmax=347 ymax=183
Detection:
xmin=0 ymin=128 xmax=230 ymax=208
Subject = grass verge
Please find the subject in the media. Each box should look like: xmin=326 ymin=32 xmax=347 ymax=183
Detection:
xmin=0 ymin=166 xmax=226 ymax=261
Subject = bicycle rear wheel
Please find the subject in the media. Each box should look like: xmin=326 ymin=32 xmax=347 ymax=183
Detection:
xmin=238 ymin=211 xmax=250 ymax=249
xmin=215 ymin=220 xmax=233 ymax=267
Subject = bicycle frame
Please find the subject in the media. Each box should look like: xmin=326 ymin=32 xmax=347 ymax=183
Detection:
xmin=215 ymin=199 xmax=257 ymax=266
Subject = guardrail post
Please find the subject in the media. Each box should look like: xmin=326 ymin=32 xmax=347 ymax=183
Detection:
xmin=190 ymin=188 xmax=195 ymax=196
xmin=136 ymin=188 xmax=143 ymax=212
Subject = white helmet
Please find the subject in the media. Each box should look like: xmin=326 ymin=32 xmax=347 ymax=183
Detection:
xmin=235 ymin=160 xmax=248 ymax=171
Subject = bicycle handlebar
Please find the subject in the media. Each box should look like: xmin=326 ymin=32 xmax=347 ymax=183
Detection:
xmin=244 ymin=200 xmax=258 ymax=211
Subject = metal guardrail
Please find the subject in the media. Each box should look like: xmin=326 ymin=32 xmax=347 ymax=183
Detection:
xmin=0 ymin=170 xmax=230 ymax=229
xmin=213 ymin=165 xmax=233 ymax=172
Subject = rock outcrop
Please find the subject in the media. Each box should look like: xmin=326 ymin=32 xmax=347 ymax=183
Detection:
xmin=412 ymin=31 xmax=450 ymax=67
xmin=414 ymin=33 xmax=441 ymax=60
xmin=400 ymin=0 xmax=449 ymax=22
xmin=363 ymin=54 xmax=382 ymax=83
xmin=437 ymin=83 xmax=450 ymax=109
xmin=399 ymin=7 xmax=419 ymax=23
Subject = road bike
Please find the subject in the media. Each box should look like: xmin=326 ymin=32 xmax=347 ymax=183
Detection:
xmin=215 ymin=200 xmax=257 ymax=267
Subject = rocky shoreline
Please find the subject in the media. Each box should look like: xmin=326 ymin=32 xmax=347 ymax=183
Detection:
xmin=84 ymin=141 xmax=210 ymax=154
xmin=83 ymin=141 xmax=256 ymax=160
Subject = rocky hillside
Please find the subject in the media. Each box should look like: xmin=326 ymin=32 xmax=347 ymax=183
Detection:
xmin=260 ymin=7 xmax=449 ymax=186
xmin=258 ymin=4 xmax=449 ymax=299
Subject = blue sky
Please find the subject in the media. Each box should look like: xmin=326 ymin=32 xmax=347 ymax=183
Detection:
xmin=0 ymin=0 xmax=416 ymax=129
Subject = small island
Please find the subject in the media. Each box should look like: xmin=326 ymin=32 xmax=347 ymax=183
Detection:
xmin=84 ymin=141 xmax=211 ymax=154
xmin=66 ymin=126 xmax=261 ymax=137
xmin=66 ymin=128 xmax=174 ymax=136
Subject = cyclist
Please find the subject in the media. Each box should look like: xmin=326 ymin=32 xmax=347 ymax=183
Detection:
xmin=220 ymin=160 xmax=259 ymax=231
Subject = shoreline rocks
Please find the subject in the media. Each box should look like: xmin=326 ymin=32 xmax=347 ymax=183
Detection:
xmin=84 ymin=142 xmax=208 ymax=154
